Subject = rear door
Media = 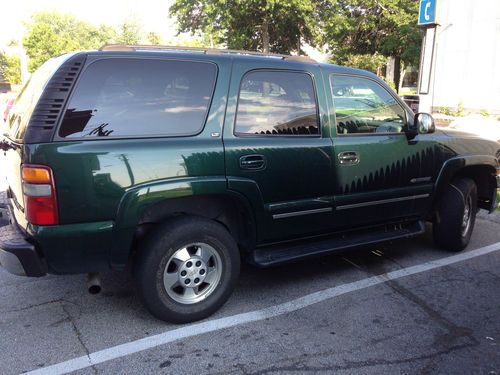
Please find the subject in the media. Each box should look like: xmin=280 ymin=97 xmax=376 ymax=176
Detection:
xmin=223 ymin=60 xmax=335 ymax=244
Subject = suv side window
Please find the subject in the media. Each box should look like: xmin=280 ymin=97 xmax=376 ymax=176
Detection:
xmin=59 ymin=59 xmax=217 ymax=138
xmin=235 ymin=70 xmax=319 ymax=136
xmin=330 ymin=75 xmax=406 ymax=135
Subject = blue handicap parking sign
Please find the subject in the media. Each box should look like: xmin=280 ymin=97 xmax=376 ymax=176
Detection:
xmin=418 ymin=0 xmax=437 ymax=26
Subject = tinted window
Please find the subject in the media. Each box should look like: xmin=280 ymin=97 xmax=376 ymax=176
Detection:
xmin=235 ymin=71 xmax=319 ymax=136
xmin=59 ymin=59 xmax=216 ymax=138
xmin=330 ymin=75 xmax=406 ymax=135
xmin=6 ymin=55 xmax=68 ymax=140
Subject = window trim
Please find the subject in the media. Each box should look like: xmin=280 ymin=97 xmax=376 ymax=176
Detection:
xmin=234 ymin=69 xmax=321 ymax=138
xmin=53 ymin=56 xmax=219 ymax=141
xmin=329 ymin=73 xmax=408 ymax=137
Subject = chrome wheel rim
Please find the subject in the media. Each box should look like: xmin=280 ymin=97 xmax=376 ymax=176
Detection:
xmin=461 ymin=195 xmax=472 ymax=237
xmin=163 ymin=243 xmax=222 ymax=304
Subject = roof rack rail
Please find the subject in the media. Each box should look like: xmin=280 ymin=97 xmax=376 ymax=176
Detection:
xmin=98 ymin=44 xmax=318 ymax=63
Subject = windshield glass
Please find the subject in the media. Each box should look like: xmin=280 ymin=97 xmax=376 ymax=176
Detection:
xmin=5 ymin=54 xmax=71 ymax=141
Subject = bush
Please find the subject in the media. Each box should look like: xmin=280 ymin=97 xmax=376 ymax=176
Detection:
xmin=479 ymin=108 xmax=489 ymax=117
xmin=436 ymin=103 xmax=466 ymax=117
xmin=437 ymin=107 xmax=453 ymax=116
xmin=0 ymin=54 xmax=22 ymax=84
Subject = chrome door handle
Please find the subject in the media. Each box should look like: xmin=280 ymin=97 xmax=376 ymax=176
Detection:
xmin=338 ymin=151 xmax=360 ymax=165
xmin=239 ymin=154 xmax=266 ymax=170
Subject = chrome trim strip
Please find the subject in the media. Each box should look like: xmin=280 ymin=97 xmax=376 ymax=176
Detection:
xmin=336 ymin=194 xmax=430 ymax=211
xmin=410 ymin=177 xmax=432 ymax=183
xmin=272 ymin=207 xmax=333 ymax=219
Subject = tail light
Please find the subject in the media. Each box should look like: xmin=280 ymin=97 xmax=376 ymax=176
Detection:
xmin=21 ymin=165 xmax=59 ymax=225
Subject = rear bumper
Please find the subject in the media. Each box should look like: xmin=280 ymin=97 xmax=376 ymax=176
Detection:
xmin=0 ymin=205 xmax=47 ymax=277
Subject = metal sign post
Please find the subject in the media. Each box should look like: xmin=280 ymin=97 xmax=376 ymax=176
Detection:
xmin=417 ymin=0 xmax=438 ymax=101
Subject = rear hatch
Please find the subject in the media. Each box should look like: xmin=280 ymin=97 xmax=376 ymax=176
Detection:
xmin=1 ymin=53 xmax=83 ymax=228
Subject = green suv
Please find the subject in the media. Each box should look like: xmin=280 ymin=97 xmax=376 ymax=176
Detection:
xmin=1 ymin=45 xmax=499 ymax=323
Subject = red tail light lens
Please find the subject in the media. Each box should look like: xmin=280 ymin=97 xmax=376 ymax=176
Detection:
xmin=21 ymin=165 xmax=59 ymax=225
xmin=25 ymin=196 xmax=59 ymax=225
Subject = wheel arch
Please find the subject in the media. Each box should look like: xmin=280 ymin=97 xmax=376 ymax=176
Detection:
xmin=136 ymin=193 xmax=257 ymax=249
xmin=110 ymin=177 xmax=257 ymax=268
xmin=434 ymin=155 xmax=499 ymax=213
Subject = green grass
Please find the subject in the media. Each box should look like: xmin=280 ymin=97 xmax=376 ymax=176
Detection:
xmin=497 ymin=191 xmax=500 ymax=211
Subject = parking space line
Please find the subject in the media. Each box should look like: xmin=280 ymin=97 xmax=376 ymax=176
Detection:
xmin=27 ymin=242 xmax=500 ymax=375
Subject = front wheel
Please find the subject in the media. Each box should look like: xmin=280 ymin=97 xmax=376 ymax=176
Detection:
xmin=433 ymin=178 xmax=477 ymax=251
xmin=136 ymin=216 xmax=240 ymax=323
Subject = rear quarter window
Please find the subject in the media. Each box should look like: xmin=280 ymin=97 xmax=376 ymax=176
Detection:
xmin=58 ymin=58 xmax=217 ymax=138
xmin=5 ymin=55 xmax=68 ymax=141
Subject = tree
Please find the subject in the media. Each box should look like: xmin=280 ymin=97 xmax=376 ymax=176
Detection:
xmin=170 ymin=0 xmax=322 ymax=54
xmin=22 ymin=12 xmax=118 ymax=72
xmin=322 ymin=0 xmax=422 ymax=90
xmin=0 ymin=54 xmax=22 ymax=84
xmin=344 ymin=52 xmax=387 ymax=74
xmin=165 ymin=37 xmax=206 ymax=47
xmin=147 ymin=32 xmax=162 ymax=45
xmin=90 ymin=25 xmax=118 ymax=48
xmin=117 ymin=20 xmax=142 ymax=44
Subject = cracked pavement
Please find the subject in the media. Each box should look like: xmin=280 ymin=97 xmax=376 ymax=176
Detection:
xmin=0 ymin=205 xmax=499 ymax=374
xmin=0 ymin=214 xmax=499 ymax=374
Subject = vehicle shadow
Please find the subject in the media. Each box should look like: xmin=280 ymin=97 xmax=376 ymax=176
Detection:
xmin=0 ymin=220 xmax=470 ymax=328
xmin=92 ymin=227 xmax=441 ymax=323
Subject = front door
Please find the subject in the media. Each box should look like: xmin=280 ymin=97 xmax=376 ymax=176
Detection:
xmin=327 ymin=73 xmax=432 ymax=228
xmin=223 ymin=62 xmax=335 ymax=244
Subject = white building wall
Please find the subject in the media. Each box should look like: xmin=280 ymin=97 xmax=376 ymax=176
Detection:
xmin=419 ymin=0 xmax=500 ymax=114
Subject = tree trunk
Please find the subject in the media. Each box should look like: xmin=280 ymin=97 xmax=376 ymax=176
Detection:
xmin=262 ymin=19 xmax=270 ymax=53
xmin=394 ymin=56 xmax=401 ymax=93
xmin=297 ymin=32 xmax=301 ymax=54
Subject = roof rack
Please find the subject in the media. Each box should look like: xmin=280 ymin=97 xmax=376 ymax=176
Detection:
xmin=98 ymin=44 xmax=318 ymax=64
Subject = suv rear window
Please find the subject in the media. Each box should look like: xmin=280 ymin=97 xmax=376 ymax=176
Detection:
xmin=58 ymin=59 xmax=217 ymax=138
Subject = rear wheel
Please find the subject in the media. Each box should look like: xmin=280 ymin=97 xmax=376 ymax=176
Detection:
xmin=433 ymin=178 xmax=477 ymax=251
xmin=136 ymin=216 xmax=240 ymax=323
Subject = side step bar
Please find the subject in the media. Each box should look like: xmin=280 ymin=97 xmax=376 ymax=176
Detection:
xmin=251 ymin=221 xmax=425 ymax=267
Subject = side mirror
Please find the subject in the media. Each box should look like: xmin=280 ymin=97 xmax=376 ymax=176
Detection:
xmin=414 ymin=112 xmax=435 ymax=134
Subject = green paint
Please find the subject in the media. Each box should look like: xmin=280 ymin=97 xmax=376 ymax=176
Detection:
xmin=3 ymin=50 xmax=499 ymax=274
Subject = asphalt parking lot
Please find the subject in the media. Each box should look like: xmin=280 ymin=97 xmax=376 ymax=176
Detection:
xmin=0 ymin=204 xmax=499 ymax=375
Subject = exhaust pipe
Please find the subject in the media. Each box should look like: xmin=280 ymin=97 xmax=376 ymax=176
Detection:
xmin=87 ymin=273 xmax=102 ymax=294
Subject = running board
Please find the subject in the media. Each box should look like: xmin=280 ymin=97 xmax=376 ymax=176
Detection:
xmin=251 ymin=221 xmax=426 ymax=267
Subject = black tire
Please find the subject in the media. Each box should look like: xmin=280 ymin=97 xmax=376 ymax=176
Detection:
xmin=433 ymin=178 xmax=477 ymax=251
xmin=135 ymin=216 xmax=240 ymax=323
